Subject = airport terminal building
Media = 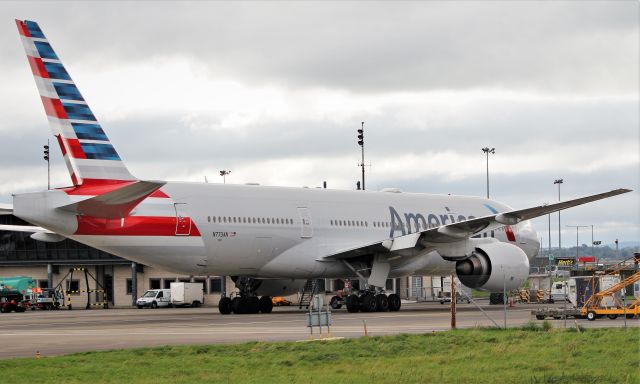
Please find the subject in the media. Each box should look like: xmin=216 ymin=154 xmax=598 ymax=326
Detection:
xmin=0 ymin=214 xmax=229 ymax=307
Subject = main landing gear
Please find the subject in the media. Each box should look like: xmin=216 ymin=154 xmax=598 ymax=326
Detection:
xmin=334 ymin=291 xmax=401 ymax=313
xmin=218 ymin=277 xmax=273 ymax=315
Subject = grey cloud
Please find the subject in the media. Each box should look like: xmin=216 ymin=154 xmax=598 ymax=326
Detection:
xmin=1 ymin=1 xmax=636 ymax=94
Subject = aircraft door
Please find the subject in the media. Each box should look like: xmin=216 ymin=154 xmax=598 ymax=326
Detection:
xmin=297 ymin=207 xmax=313 ymax=238
xmin=174 ymin=203 xmax=192 ymax=236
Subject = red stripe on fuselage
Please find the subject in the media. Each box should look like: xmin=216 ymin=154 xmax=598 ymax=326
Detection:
xmin=27 ymin=56 xmax=49 ymax=78
xmin=40 ymin=96 xmax=67 ymax=119
xmin=16 ymin=20 xmax=30 ymax=37
xmin=76 ymin=216 xmax=201 ymax=237
xmin=505 ymin=225 xmax=516 ymax=242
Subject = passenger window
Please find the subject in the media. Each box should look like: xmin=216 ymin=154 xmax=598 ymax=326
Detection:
xmin=233 ymin=217 xmax=237 ymax=223
xmin=207 ymin=216 xmax=211 ymax=222
xmin=223 ymin=217 xmax=227 ymax=223
xmin=261 ymin=218 xmax=265 ymax=224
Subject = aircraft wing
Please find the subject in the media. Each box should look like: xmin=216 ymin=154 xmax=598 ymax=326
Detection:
xmin=0 ymin=224 xmax=53 ymax=233
xmin=0 ymin=203 xmax=13 ymax=215
xmin=323 ymin=188 xmax=631 ymax=260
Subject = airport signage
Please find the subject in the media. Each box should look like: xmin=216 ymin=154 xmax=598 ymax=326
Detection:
xmin=556 ymin=258 xmax=575 ymax=266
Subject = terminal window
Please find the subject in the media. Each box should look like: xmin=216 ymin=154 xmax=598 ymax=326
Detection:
xmin=125 ymin=279 xmax=132 ymax=295
xmin=149 ymin=278 xmax=161 ymax=290
xmin=66 ymin=279 xmax=80 ymax=295
xmin=210 ymin=278 xmax=222 ymax=293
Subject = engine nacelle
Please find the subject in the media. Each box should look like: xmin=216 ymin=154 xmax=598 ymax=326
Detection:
xmin=455 ymin=242 xmax=529 ymax=292
xmin=253 ymin=278 xmax=307 ymax=297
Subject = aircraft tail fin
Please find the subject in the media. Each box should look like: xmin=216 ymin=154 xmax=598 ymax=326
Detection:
xmin=16 ymin=19 xmax=136 ymax=186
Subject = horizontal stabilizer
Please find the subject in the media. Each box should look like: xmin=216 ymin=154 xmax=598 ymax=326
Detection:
xmin=0 ymin=203 xmax=13 ymax=215
xmin=58 ymin=180 xmax=166 ymax=218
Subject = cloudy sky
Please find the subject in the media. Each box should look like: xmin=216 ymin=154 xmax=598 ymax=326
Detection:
xmin=0 ymin=1 xmax=638 ymax=248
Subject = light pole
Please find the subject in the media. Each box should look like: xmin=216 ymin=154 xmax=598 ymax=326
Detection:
xmin=590 ymin=225 xmax=594 ymax=256
xmin=43 ymin=140 xmax=50 ymax=190
xmin=357 ymin=122 xmax=365 ymax=190
xmin=219 ymin=170 xmax=231 ymax=184
xmin=554 ymin=179 xmax=563 ymax=256
xmin=566 ymin=225 xmax=589 ymax=259
xmin=548 ymin=214 xmax=551 ymax=265
xmin=481 ymin=147 xmax=495 ymax=198
xmin=593 ymin=240 xmax=602 ymax=268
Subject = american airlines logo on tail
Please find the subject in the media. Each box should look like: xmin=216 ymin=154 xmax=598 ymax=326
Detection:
xmin=16 ymin=19 xmax=135 ymax=186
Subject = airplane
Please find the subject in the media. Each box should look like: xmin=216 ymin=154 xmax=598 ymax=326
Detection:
xmin=0 ymin=19 xmax=630 ymax=315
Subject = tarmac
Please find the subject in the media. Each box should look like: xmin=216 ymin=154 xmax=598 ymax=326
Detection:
xmin=0 ymin=300 xmax=637 ymax=359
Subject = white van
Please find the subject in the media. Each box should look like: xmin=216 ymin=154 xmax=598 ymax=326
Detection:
xmin=136 ymin=289 xmax=171 ymax=309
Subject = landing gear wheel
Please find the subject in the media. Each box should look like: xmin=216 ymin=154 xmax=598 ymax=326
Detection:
xmin=375 ymin=294 xmax=389 ymax=312
xmin=330 ymin=296 xmax=342 ymax=309
xmin=346 ymin=294 xmax=360 ymax=313
xmin=607 ymin=314 xmax=618 ymax=320
xmin=247 ymin=296 xmax=260 ymax=314
xmin=361 ymin=295 xmax=377 ymax=312
xmin=218 ymin=297 xmax=232 ymax=314
xmin=231 ymin=297 xmax=244 ymax=314
xmin=258 ymin=296 xmax=273 ymax=313
xmin=586 ymin=311 xmax=596 ymax=321
xmin=388 ymin=294 xmax=401 ymax=312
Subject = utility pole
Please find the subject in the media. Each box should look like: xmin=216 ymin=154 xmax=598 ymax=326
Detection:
xmin=554 ymin=179 xmax=563 ymax=256
xmin=481 ymin=147 xmax=495 ymax=198
xmin=450 ymin=275 xmax=456 ymax=329
xmin=43 ymin=140 xmax=50 ymax=190
xmin=219 ymin=170 xmax=231 ymax=184
xmin=357 ymin=122 xmax=365 ymax=190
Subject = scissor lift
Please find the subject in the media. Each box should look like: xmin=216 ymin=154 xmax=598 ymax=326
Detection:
xmin=581 ymin=271 xmax=640 ymax=321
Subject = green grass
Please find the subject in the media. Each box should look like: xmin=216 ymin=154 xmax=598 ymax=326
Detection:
xmin=1 ymin=327 xmax=638 ymax=384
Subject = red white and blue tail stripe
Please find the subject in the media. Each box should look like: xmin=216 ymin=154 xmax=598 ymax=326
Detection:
xmin=16 ymin=19 xmax=135 ymax=186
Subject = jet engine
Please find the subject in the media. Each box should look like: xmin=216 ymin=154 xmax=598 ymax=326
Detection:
xmin=253 ymin=278 xmax=307 ymax=297
xmin=455 ymin=242 xmax=529 ymax=292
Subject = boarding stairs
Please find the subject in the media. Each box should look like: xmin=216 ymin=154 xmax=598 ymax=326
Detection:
xmin=298 ymin=279 xmax=319 ymax=309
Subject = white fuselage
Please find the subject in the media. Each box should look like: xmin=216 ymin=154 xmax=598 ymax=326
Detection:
xmin=13 ymin=182 xmax=540 ymax=279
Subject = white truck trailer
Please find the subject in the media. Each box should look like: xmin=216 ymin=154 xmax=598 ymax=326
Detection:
xmin=170 ymin=282 xmax=203 ymax=307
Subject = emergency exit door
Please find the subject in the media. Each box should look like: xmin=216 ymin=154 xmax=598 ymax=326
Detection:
xmin=174 ymin=203 xmax=192 ymax=236
xmin=297 ymin=207 xmax=313 ymax=238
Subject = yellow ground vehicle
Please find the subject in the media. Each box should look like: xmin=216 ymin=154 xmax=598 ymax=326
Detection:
xmin=581 ymin=271 xmax=640 ymax=321
xmin=272 ymin=296 xmax=292 ymax=306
